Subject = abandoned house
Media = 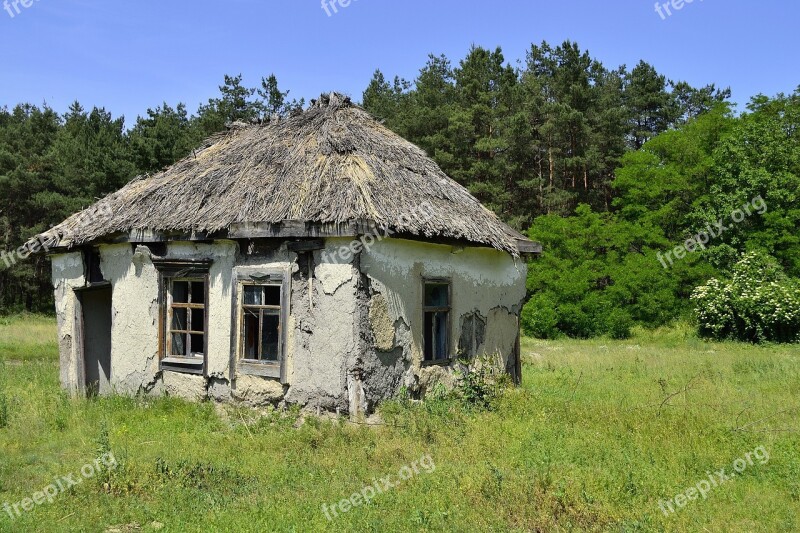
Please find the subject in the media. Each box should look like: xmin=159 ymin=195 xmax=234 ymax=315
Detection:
xmin=37 ymin=92 xmax=540 ymax=416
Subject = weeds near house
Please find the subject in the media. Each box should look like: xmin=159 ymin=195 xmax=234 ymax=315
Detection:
xmin=455 ymin=353 xmax=510 ymax=410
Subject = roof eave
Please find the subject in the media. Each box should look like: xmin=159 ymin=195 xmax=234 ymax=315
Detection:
xmin=38 ymin=223 xmax=542 ymax=259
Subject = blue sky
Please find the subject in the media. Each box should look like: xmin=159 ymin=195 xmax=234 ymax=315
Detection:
xmin=1 ymin=0 xmax=798 ymax=126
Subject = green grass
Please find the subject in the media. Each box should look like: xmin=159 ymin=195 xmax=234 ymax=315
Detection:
xmin=0 ymin=319 xmax=798 ymax=532
xmin=0 ymin=314 xmax=59 ymax=363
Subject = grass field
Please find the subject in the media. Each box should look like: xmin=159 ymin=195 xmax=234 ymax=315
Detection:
xmin=0 ymin=316 xmax=798 ymax=532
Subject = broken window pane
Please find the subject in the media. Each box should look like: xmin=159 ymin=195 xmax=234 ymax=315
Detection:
xmin=243 ymin=309 xmax=259 ymax=359
xmin=244 ymin=286 xmax=263 ymax=306
xmin=425 ymin=283 xmax=448 ymax=307
xmin=190 ymin=334 xmax=204 ymax=355
xmin=171 ymin=333 xmax=186 ymax=356
xmin=264 ymin=285 xmax=281 ymax=306
xmin=172 ymin=308 xmax=187 ymax=331
xmin=434 ymin=312 xmax=448 ymax=359
xmin=191 ymin=282 xmax=205 ymax=304
xmin=424 ymin=311 xmax=449 ymax=361
xmin=191 ymin=308 xmax=204 ymax=333
xmin=261 ymin=313 xmax=280 ymax=362
xmin=172 ymin=281 xmax=189 ymax=303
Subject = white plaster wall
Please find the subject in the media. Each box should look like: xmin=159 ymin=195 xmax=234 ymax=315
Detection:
xmin=165 ymin=242 xmax=237 ymax=380
xmin=100 ymin=244 xmax=159 ymax=393
xmin=73 ymin=238 xmax=359 ymax=408
xmin=230 ymin=244 xmax=297 ymax=405
xmin=51 ymin=252 xmax=85 ymax=394
xmin=98 ymin=241 xmax=237 ymax=400
xmin=284 ymin=238 xmax=359 ymax=410
xmin=360 ymin=238 xmax=528 ymax=391
xmin=54 ymin=236 xmax=523 ymax=407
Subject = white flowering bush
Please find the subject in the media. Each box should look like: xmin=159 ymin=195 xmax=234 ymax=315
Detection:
xmin=691 ymin=252 xmax=800 ymax=343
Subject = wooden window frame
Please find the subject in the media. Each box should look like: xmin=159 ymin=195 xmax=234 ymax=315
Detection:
xmin=233 ymin=269 xmax=290 ymax=383
xmin=155 ymin=259 xmax=212 ymax=375
xmin=166 ymin=277 xmax=206 ymax=355
xmin=422 ymin=277 xmax=452 ymax=365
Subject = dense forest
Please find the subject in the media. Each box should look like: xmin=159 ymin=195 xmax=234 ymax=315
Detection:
xmin=1 ymin=41 xmax=798 ymax=341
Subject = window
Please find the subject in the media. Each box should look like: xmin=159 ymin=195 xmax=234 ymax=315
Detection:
xmin=235 ymin=269 xmax=289 ymax=381
xmin=167 ymin=278 xmax=207 ymax=359
xmin=83 ymin=248 xmax=106 ymax=285
xmin=423 ymin=280 xmax=450 ymax=362
xmin=241 ymin=284 xmax=282 ymax=362
xmin=155 ymin=260 xmax=212 ymax=374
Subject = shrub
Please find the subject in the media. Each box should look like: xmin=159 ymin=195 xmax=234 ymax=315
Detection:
xmin=692 ymin=252 xmax=800 ymax=342
xmin=604 ymin=309 xmax=633 ymax=340
xmin=525 ymin=205 xmax=705 ymax=339
xmin=521 ymin=295 xmax=560 ymax=339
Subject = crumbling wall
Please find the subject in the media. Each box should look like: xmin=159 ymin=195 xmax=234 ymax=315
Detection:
xmin=70 ymin=238 xmax=360 ymax=410
xmin=229 ymin=241 xmax=296 ymax=406
xmin=51 ymin=252 xmax=86 ymax=394
xmin=359 ymin=238 xmax=527 ymax=397
xmin=100 ymin=244 xmax=160 ymax=395
xmin=284 ymin=238 xmax=358 ymax=413
xmin=232 ymin=237 xmax=359 ymax=411
xmin=357 ymin=276 xmax=413 ymax=412
xmin=98 ymin=241 xmax=237 ymax=401
xmin=54 ymin=235 xmax=521 ymax=411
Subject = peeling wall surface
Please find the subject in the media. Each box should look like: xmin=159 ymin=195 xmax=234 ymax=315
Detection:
xmin=101 ymin=243 xmax=160 ymax=395
xmin=284 ymin=238 xmax=358 ymax=412
xmin=51 ymin=236 xmax=527 ymax=413
xmin=359 ymin=238 xmax=528 ymax=398
xmin=51 ymin=252 xmax=86 ymax=394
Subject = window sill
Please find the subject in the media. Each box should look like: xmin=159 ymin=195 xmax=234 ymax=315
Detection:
xmin=421 ymin=358 xmax=453 ymax=367
xmin=161 ymin=357 xmax=204 ymax=375
xmin=238 ymin=361 xmax=281 ymax=379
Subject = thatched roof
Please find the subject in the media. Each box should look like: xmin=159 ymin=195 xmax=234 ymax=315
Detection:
xmin=39 ymin=93 xmax=538 ymax=256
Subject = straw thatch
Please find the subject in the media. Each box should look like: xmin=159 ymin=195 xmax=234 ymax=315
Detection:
xmin=41 ymin=93 xmax=535 ymax=256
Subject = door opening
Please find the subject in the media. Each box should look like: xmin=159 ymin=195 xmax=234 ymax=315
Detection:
xmin=77 ymin=286 xmax=112 ymax=396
